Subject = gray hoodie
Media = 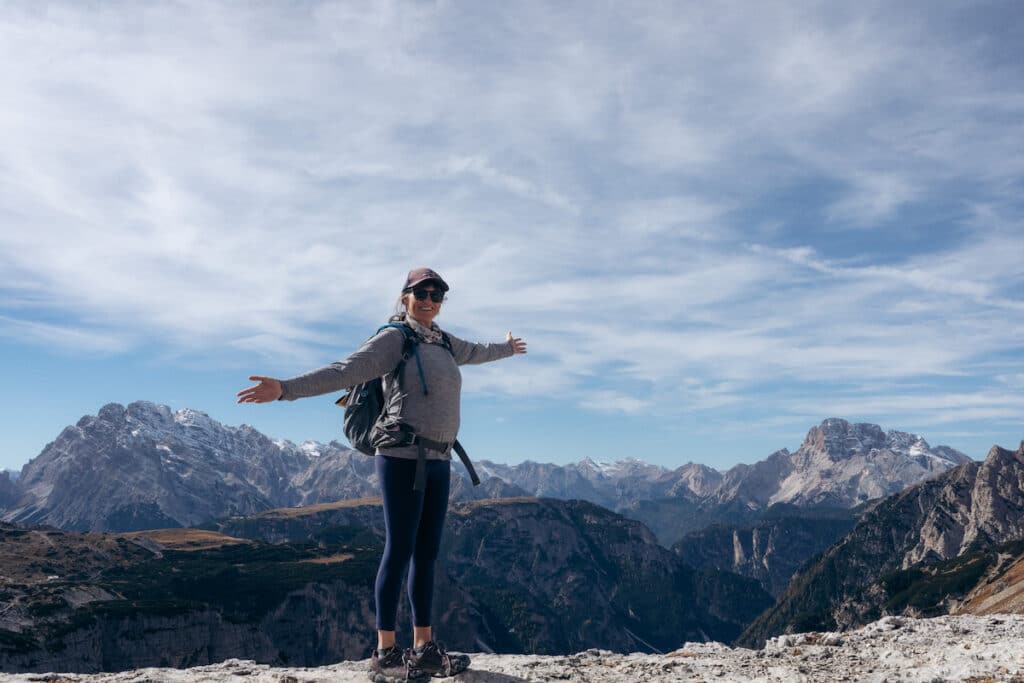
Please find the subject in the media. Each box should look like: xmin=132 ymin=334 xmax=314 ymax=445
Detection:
xmin=278 ymin=325 xmax=514 ymax=461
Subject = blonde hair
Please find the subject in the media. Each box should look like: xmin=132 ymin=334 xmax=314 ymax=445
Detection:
xmin=389 ymin=294 xmax=409 ymax=322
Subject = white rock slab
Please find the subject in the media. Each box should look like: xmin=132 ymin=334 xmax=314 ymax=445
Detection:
xmin=4 ymin=615 xmax=1024 ymax=682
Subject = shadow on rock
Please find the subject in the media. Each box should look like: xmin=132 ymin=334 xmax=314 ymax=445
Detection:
xmin=459 ymin=670 xmax=531 ymax=682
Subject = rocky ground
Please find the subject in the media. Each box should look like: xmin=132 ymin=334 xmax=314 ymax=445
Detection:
xmin=5 ymin=615 xmax=1024 ymax=682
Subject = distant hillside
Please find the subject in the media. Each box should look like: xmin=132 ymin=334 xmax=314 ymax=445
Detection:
xmin=213 ymin=496 xmax=774 ymax=652
xmin=737 ymin=440 xmax=1024 ymax=648
xmin=0 ymin=498 xmax=771 ymax=672
xmin=673 ymin=509 xmax=861 ymax=596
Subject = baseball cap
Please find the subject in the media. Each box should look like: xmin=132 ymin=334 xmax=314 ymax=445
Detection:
xmin=403 ymin=267 xmax=450 ymax=292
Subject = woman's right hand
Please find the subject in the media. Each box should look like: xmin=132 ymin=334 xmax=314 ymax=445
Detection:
xmin=236 ymin=376 xmax=283 ymax=403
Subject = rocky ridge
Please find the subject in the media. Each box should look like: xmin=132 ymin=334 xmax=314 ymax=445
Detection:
xmin=474 ymin=458 xmax=722 ymax=511
xmin=476 ymin=419 xmax=969 ymax=535
xmin=3 ymin=614 xmax=1024 ymax=682
xmin=738 ymin=440 xmax=1024 ymax=647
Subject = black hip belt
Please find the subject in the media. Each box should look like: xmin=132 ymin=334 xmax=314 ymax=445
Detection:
xmin=412 ymin=436 xmax=480 ymax=491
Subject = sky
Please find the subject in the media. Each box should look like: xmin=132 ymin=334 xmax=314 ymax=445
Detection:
xmin=1 ymin=1 xmax=1022 ymax=473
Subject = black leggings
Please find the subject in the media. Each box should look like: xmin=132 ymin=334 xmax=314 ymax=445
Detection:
xmin=374 ymin=455 xmax=451 ymax=631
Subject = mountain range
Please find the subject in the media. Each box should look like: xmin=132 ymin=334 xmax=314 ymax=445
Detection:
xmin=0 ymin=403 xmax=971 ymax=543
xmin=0 ymin=402 xmax=980 ymax=602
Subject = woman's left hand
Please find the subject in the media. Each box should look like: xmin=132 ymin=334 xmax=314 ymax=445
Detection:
xmin=507 ymin=331 xmax=527 ymax=354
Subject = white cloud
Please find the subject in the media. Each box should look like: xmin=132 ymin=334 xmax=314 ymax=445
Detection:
xmin=0 ymin=1 xmax=1021 ymax=437
xmin=578 ymin=390 xmax=652 ymax=415
xmin=614 ymin=197 xmax=728 ymax=240
xmin=827 ymin=172 xmax=919 ymax=225
xmin=0 ymin=315 xmax=128 ymax=354
xmin=786 ymin=390 xmax=1024 ymax=429
xmin=441 ymin=156 xmax=579 ymax=213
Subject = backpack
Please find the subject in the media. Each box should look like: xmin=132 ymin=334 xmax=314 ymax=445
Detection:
xmin=335 ymin=322 xmax=480 ymax=491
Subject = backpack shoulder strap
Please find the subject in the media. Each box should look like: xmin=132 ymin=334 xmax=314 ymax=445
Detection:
xmin=335 ymin=323 xmax=421 ymax=408
xmin=377 ymin=323 xmax=419 ymax=360
xmin=377 ymin=323 xmax=429 ymax=395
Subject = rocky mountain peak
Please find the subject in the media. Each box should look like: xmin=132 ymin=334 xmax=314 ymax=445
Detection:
xmin=715 ymin=419 xmax=973 ymax=511
xmin=670 ymin=462 xmax=725 ymax=497
xmin=801 ymin=418 xmax=888 ymax=459
xmin=125 ymin=400 xmax=176 ymax=426
xmin=5 ymin=401 xmax=332 ymax=531
xmin=87 ymin=401 xmax=181 ymax=433
xmin=96 ymin=402 xmax=127 ymax=423
xmin=981 ymin=441 xmax=1024 ymax=468
xmin=90 ymin=401 xmax=226 ymax=438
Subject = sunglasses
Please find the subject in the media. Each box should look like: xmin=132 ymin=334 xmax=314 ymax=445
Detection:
xmin=411 ymin=287 xmax=445 ymax=303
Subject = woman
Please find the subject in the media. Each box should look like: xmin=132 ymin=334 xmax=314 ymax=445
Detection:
xmin=237 ymin=267 xmax=527 ymax=683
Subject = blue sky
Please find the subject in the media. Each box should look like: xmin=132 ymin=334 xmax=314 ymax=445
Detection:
xmin=1 ymin=1 xmax=1022 ymax=473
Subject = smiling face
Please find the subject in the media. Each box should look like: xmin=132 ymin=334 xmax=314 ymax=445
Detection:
xmin=403 ymin=282 xmax=444 ymax=326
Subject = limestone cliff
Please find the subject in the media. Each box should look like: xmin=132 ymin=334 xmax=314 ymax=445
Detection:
xmin=737 ymin=441 xmax=1024 ymax=647
xmin=674 ymin=512 xmax=859 ymax=595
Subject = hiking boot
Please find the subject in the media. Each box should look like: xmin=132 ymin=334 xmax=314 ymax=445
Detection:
xmin=406 ymin=640 xmax=471 ymax=678
xmin=369 ymin=645 xmax=430 ymax=683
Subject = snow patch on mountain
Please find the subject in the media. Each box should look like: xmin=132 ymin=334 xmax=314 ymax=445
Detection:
xmin=580 ymin=456 xmax=669 ymax=479
xmin=299 ymin=441 xmax=323 ymax=458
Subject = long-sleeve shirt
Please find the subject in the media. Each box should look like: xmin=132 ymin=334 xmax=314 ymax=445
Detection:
xmin=278 ymin=325 xmax=514 ymax=461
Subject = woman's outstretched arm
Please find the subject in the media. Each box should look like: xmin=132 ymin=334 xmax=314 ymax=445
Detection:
xmin=446 ymin=330 xmax=527 ymax=365
xmin=236 ymin=326 xmax=405 ymax=402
